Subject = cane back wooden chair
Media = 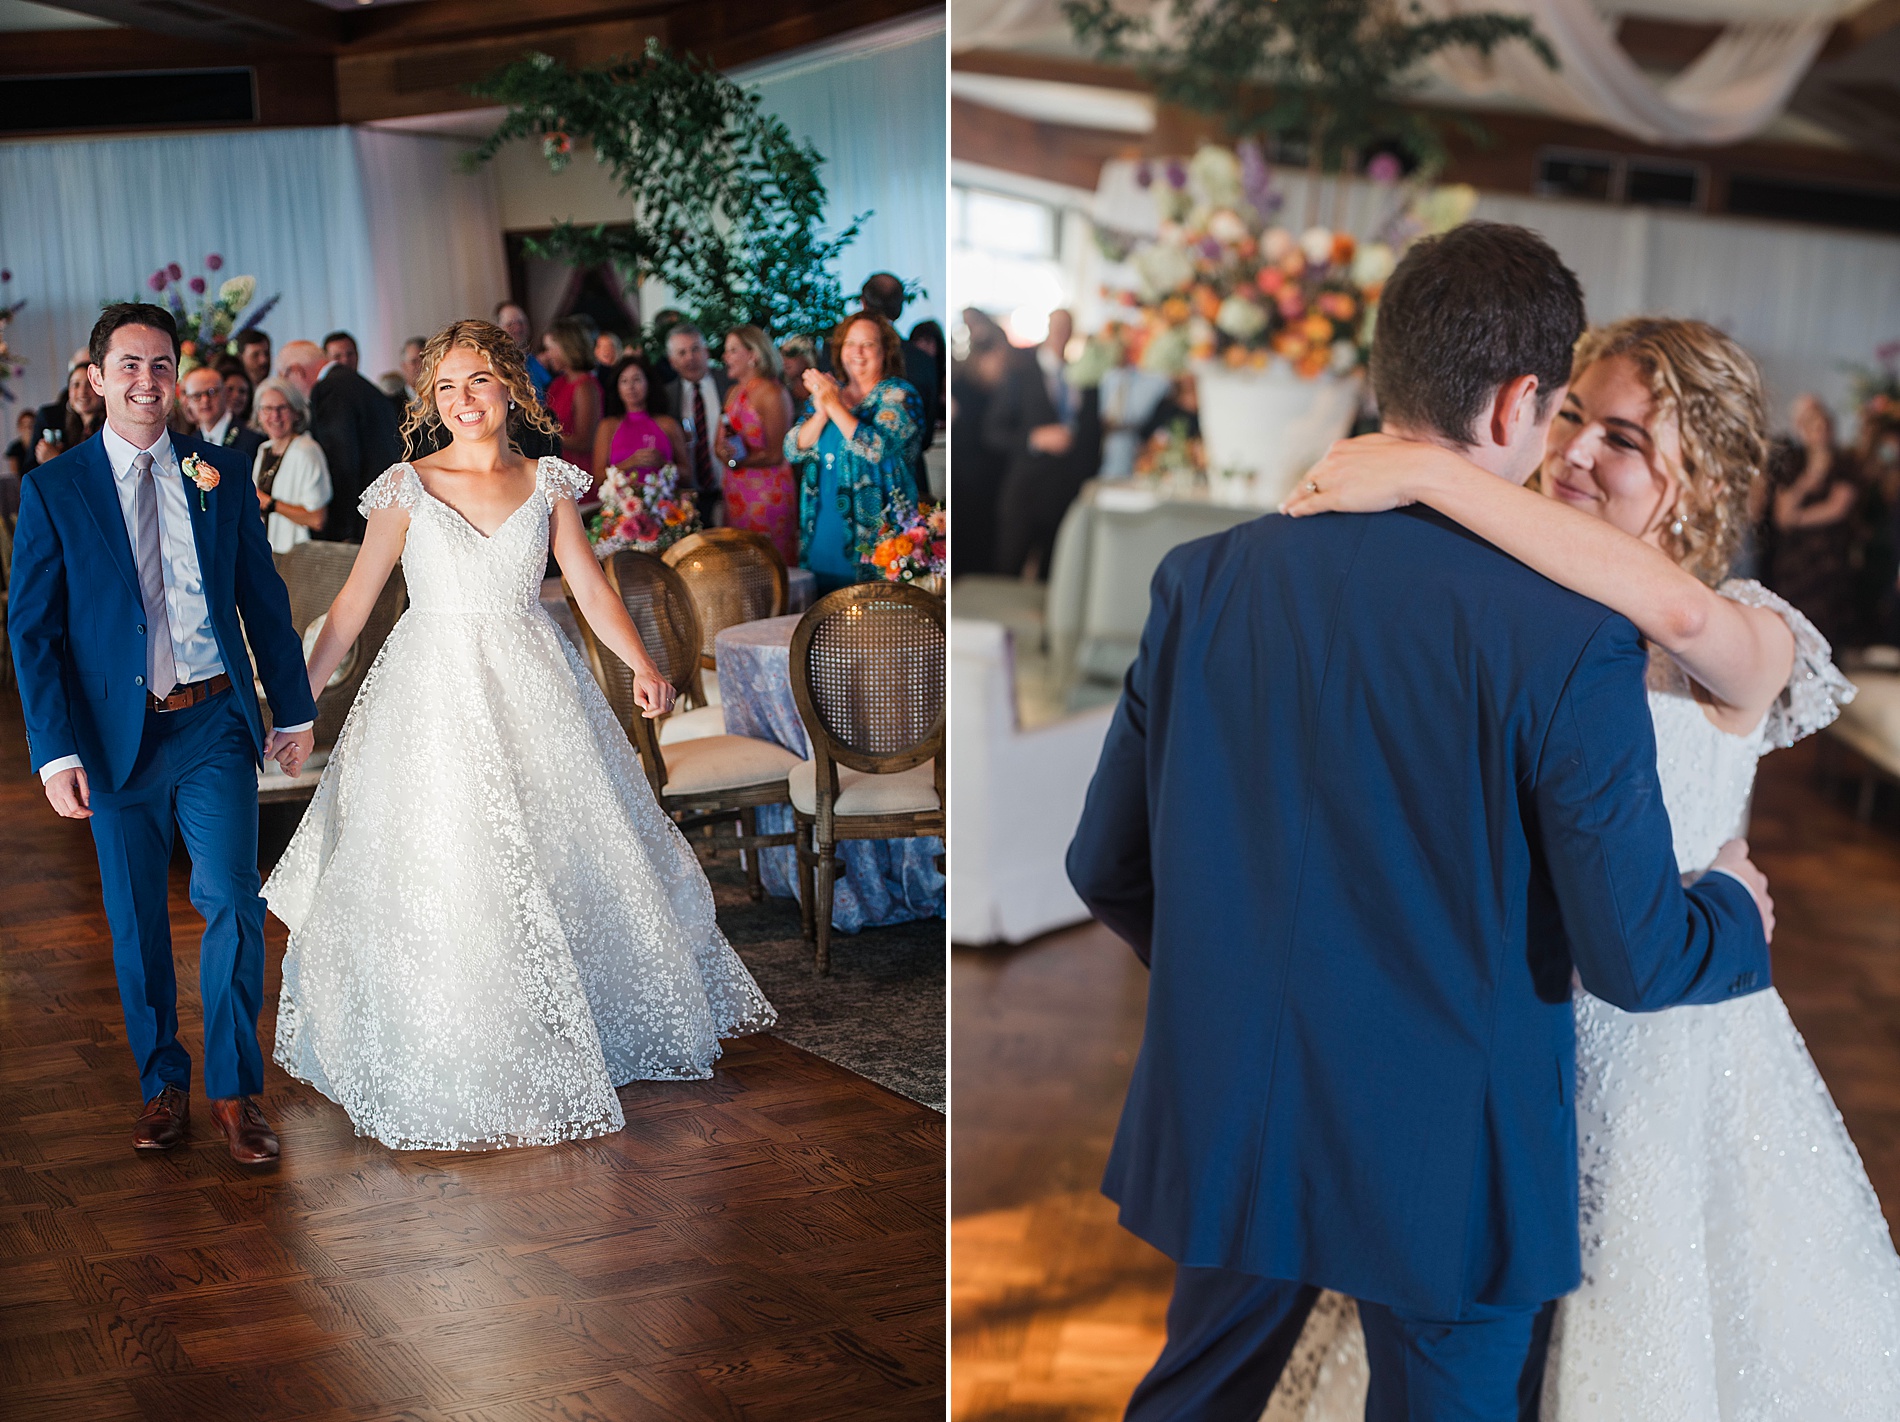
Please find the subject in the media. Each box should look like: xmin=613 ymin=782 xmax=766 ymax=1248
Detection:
xmin=662 ymin=528 xmax=790 ymax=670
xmin=568 ymin=548 xmax=797 ymax=898
xmin=788 ymin=582 xmax=945 ymax=973
xmin=258 ymin=540 xmax=407 ymax=804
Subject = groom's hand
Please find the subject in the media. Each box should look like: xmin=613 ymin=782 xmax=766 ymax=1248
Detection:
xmin=1710 ymin=838 xmax=1775 ymax=943
xmin=265 ymin=726 xmax=316 ymax=778
xmin=45 ymin=767 xmax=91 ymax=820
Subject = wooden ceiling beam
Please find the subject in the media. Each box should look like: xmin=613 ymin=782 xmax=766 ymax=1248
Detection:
xmin=41 ymin=0 xmax=338 ymax=49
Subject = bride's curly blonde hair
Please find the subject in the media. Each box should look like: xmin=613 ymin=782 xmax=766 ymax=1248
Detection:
xmin=399 ymin=319 xmax=563 ymax=453
xmin=1568 ymin=317 xmax=1767 ymax=587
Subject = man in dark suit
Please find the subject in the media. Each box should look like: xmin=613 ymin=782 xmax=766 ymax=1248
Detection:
xmin=662 ymin=322 xmax=729 ymax=524
xmin=984 ymin=313 xmax=1090 ymax=579
xmin=180 ymin=364 xmax=263 ymax=463
xmin=279 ymin=337 xmax=401 ymax=543
xmin=860 ymin=273 xmax=940 ymax=478
xmin=9 ymin=303 xmax=317 ymax=1165
xmin=1066 ymin=223 xmax=1775 ymax=1420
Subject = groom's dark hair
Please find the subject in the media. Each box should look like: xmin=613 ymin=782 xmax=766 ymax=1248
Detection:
xmin=1369 ymin=222 xmax=1584 ymax=446
xmin=89 ymin=303 xmax=180 ymax=368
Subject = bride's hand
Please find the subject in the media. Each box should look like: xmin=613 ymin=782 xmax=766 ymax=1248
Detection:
xmin=1279 ymin=433 xmax=1463 ymax=517
xmin=630 ymin=665 xmax=677 ymax=720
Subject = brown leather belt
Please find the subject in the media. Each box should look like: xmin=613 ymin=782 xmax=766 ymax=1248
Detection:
xmin=150 ymin=673 xmax=231 ymax=713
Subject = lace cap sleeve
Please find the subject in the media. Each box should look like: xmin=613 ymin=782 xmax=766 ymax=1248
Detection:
xmin=358 ymin=462 xmax=419 ymax=518
xmin=1718 ymin=578 xmax=1856 ymax=748
xmin=538 ymin=456 xmax=592 ymax=503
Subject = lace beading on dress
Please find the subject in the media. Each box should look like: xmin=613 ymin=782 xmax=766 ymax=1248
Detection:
xmin=265 ymin=457 xmax=774 ymax=1151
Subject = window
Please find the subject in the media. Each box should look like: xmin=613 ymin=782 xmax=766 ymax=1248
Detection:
xmin=952 ymin=184 xmax=1069 ymax=345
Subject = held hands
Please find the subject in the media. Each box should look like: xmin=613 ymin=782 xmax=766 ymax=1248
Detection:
xmin=630 ymin=664 xmax=677 ymax=720
xmin=803 ymin=368 xmax=843 ymax=416
xmin=44 ymin=766 xmax=91 ymax=819
xmin=1028 ymin=423 xmax=1073 ymax=456
xmin=1710 ymin=838 xmax=1775 ymax=943
xmin=1279 ymin=434 xmax=1460 ymax=517
xmin=265 ymin=726 xmax=316 ymax=778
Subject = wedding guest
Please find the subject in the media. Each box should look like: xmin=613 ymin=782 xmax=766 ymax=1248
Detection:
xmin=234 ymin=328 xmax=271 ymax=387
xmin=250 ymin=377 xmax=331 ymax=556
xmin=950 ymin=310 xmax=1010 ymax=577
xmin=181 ymin=364 xmax=265 ymax=461
xmin=540 ymin=316 xmax=602 ymax=480
xmin=663 ymin=322 xmax=730 ymax=522
xmin=909 ymin=319 xmax=948 ymax=413
xmin=860 ymin=273 xmax=941 ymax=445
xmin=34 ymin=360 xmax=104 ymax=466
xmin=785 ymin=310 xmax=922 ymax=593
xmin=1770 ymin=393 xmax=1860 ymax=646
xmin=8 ymin=408 xmax=38 ymax=477
xmin=594 ymin=330 xmax=624 ymax=388
xmin=279 ymin=337 xmax=401 ymax=543
xmin=217 ymin=357 xmax=254 ymax=428
xmin=395 ymin=336 xmax=425 ymax=410
xmin=716 ymin=325 xmax=798 ymax=564
xmin=648 ymin=309 xmax=687 ymax=392
xmin=779 ymin=334 xmax=817 ymax=407
xmin=593 ymin=354 xmax=684 ymax=478
xmin=321 ymin=330 xmax=359 ymax=373
xmin=984 ymin=316 xmax=1081 ymax=580
xmin=495 ymin=301 xmax=551 ymax=398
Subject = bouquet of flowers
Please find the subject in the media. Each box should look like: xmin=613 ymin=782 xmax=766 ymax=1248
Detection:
xmin=859 ymin=499 xmax=946 ymax=585
xmin=588 ymin=460 xmax=701 ymax=557
xmin=1106 ymin=144 xmax=1475 ymax=381
xmin=129 ymin=254 xmax=277 ymax=367
xmin=1846 ymin=341 xmax=1900 ymax=426
xmin=0 ymin=268 xmax=24 ymax=405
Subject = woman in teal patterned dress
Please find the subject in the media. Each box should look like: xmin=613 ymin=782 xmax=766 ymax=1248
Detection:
xmin=784 ymin=311 xmax=923 ymax=593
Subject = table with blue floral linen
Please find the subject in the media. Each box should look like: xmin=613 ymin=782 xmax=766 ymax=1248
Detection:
xmin=714 ymin=614 xmax=945 ymax=934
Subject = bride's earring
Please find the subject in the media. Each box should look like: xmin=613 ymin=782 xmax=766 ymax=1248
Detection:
xmin=1670 ymin=514 xmax=1686 ymax=537
xmin=508 ymin=399 xmax=516 ymax=409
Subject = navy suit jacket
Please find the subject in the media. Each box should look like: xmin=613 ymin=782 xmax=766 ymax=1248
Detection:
xmin=8 ymin=430 xmax=317 ymax=794
xmin=1067 ymin=507 xmax=1771 ymax=1319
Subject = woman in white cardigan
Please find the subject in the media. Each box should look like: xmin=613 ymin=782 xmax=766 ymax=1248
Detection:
xmin=251 ymin=376 xmax=332 ymax=554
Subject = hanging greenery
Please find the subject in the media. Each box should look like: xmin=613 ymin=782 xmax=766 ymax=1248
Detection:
xmin=1064 ymin=0 xmax=1556 ymax=177
xmin=468 ymin=41 xmax=868 ymax=345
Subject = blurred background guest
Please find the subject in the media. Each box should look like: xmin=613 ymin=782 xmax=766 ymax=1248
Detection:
xmin=594 ymin=329 xmax=624 ymax=389
xmin=779 ymin=334 xmax=818 ymax=406
xmin=1770 ymin=393 xmax=1861 ymax=646
xmin=321 ymin=329 xmax=359 ymax=373
xmin=594 ymin=354 xmax=684 ymax=481
xmin=664 ymin=322 xmax=729 ymax=523
xmin=233 ymin=327 xmax=271 ymax=387
xmin=786 ymin=310 xmax=921 ymax=593
xmin=647 ymin=308 xmax=687 ymax=393
xmin=950 ymin=309 xmax=1010 ymax=577
xmin=716 ymin=324 xmax=798 ymax=564
xmin=860 ymin=272 xmax=939 ymax=483
xmin=985 ymin=310 xmax=1087 ymax=580
xmin=909 ymin=318 xmax=948 ymax=419
xmin=393 ymin=335 xmax=425 ymax=413
xmin=6 ymin=408 xmax=35 ymax=478
xmin=250 ymin=376 xmax=331 ymax=556
xmin=217 ymin=356 xmax=254 ymax=429
xmin=279 ymin=336 xmax=401 ymax=543
xmin=495 ymin=300 xmax=551 ymax=398
xmin=33 ymin=357 xmax=103 ymax=466
xmin=540 ymin=314 xmax=602 ymax=481
xmin=181 ymin=362 xmax=264 ymax=459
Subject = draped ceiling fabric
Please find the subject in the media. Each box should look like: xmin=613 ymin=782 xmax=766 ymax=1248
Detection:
xmin=0 ymin=126 xmax=507 ymax=402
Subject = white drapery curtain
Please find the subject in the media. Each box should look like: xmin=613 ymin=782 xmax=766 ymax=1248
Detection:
xmin=0 ymin=125 xmax=507 ymax=408
xmin=1085 ymin=157 xmax=1900 ymax=416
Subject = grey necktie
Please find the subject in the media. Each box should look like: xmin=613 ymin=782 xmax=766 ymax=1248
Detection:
xmin=131 ymin=451 xmax=178 ymax=700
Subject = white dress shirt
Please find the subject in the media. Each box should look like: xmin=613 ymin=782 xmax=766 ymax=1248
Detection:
xmin=38 ymin=423 xmax=309 ymax=782
xmin=679 ymin=372 xmax=722 ymax=472
xmin=205 ymin=412 xmax=232 ymax=446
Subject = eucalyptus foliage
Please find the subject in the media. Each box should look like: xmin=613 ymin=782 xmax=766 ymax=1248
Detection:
xmin=1064 ymin=0 xmax=1556 ymax=176
xmin=468 ymin=41 xmax=866 ymax=343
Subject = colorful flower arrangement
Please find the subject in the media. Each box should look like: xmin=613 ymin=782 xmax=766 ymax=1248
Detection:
xmin=859 ymin=499 xmax=946 ymax=586
xmin=588 ymin=460 xmax=701 ymax=557
xmin=1101 ymin=144 xmax=1476 ymax=381
xmin=0 ymin=268 xmax=24 ymax=405
xmin=1846 ymin=341 xmax=1900 ymax=428
xmin=129 ymin=254 xmax=277 ymax=368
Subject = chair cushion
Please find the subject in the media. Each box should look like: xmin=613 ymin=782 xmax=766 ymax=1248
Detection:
xmin=661 ymin=735 xmax=799 ymax=796
xmin=658 ymin=704 xmax=727 ymax=745
xmin=788 ymin=759 xmax=940 ymax=817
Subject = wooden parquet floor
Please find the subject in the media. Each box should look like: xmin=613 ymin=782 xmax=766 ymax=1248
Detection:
xmin=950 ymin=737 xmax=1900 ymax=1422
xmin=0 ymin=696 xmax=945 ymax=1422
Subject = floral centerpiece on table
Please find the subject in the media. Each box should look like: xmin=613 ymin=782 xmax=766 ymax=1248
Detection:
xmin=127 ymin=254 xmax=278 ymax=368
xmin=0 ymin=268 xmax=24 ymax=404
xmin=859 ymin=499 xmax=946 ymax=586
xmin=588 ymin=459 xmax=701 ymax=557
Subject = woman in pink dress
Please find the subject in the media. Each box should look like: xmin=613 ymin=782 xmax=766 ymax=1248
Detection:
xmin=539 ymin=315 xmax=601 ymax=485
xmin=715 ymin=325 xmax=798 ymax=565
xmin=593 ymin=356 xmax=686 ymax=476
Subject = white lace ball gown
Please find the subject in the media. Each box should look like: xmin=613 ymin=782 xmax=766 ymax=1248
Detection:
xmin=264 ymin=458 xmax=775 ymax=1151
xmin=1263 ymin=581 xmax=1900 ymax=1422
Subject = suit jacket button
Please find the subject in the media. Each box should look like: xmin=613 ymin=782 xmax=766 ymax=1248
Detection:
xmin=134 ymin=675 xmax=145 ymax=687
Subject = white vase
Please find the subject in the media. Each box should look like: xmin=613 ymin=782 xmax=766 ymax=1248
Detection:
xmin=1193 ymin=361 xmax=1364 ymax=508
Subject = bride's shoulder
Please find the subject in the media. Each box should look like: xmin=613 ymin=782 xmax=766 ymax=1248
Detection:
xmin=535 ymin=455 xmax=592 ymax=502
xmin=1716 ymin=577 xmax=1856 ymax=747
xmin=358 ymin=461 xmax=421 ymax=516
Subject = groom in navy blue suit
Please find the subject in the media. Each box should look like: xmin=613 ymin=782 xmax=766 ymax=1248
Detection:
xmin=1067 ymin=224 xmax=1775 ymax=1420
xmin=10 ymin=304 xmax=318 ymax=1165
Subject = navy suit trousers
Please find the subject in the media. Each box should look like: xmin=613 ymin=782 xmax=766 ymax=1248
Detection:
xmin=86 ymin=689 xmax=266 ymax=1101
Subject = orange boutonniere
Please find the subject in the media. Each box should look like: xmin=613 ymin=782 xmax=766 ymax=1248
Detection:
xmin=181 ymin=452 xmax=219 ymax=510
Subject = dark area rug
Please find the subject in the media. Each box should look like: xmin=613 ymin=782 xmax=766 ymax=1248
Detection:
xmin=696 ymin=843 xmax=945 ymax=1112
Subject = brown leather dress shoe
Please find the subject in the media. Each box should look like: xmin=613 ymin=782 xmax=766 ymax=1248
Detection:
xmin=133 ymin=1084 xmax=190 ymax=1151
xmin=208 ymin=1096 xmax=280 ymax=1165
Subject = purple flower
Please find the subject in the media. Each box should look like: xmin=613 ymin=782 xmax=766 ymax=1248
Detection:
xmin=1238 ymin=139 xmax=1281 ymax=216
xmin=1165 ymin=159 xmax=1187 ymax=190
xmin=167 ymin=262 xmax=182 ymax=281
xmin=0 ymin=269 xmax=9 ymax=283
xmin=188 ymin=276 xmax=206 ymax=294
xmin=205 ymin=253 xmax=223 ymax=271
xmin=1878 ymin=340 xmax=1900 ymax=366
xmin=1136 ymin=160 xmax=1153 ymax=189
xmin=1366 ymin=152 xmax=1403 ymax=184
xmin=1199 ymin=236 xmax=1222 ymax=259
xmin=148 ymin=270 xmax=168 ymax=292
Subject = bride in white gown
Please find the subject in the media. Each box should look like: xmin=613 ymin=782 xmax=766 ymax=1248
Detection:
xmin=264 ymin=320 xmax=773 ymax=1151
xmin=1278 ymin=317 xmax=1900 ymax=1418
